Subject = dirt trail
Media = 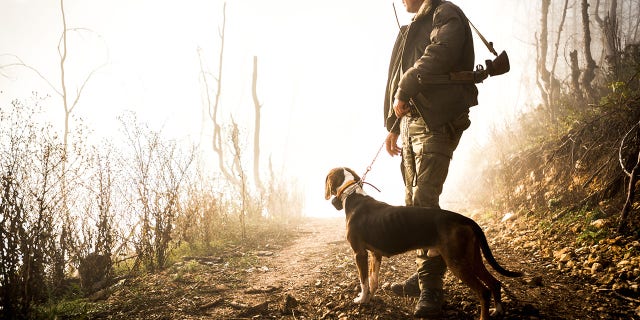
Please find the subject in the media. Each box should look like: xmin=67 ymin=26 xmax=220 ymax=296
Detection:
xmin=252 ymin=218 xmax=347 ymax=295
xmin=94 ymin=216 xmax=639 ymax=319
xmin=237 ymin=217 xmax=638 ymax=320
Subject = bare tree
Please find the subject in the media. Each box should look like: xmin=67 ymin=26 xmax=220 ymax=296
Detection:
xmin=617 ymin=121 xmax=639 ymax=234
xmin=0 ymin=99 xmax=67 ymax=316
xmin=581 ymin=0 xmax=598 ymax=97
xmin=536 ymin=0 xmax=561 ymax=112
xmin=230 ymin=119 xmax=247 ymax=239
xmin=199 ymin=2 xmax=241 ymax=186
xmin=569 ymin=50 xmax=583 ymax=100
xmin=252 ymin=56 xmax=264 ymax=192
xmin=595 ymin=0 xmax=620 ymax=77
xmin=1 ymin=0 xmax=107 ymax=174
xmin=121 ymin=114 xmax=195 ymax=271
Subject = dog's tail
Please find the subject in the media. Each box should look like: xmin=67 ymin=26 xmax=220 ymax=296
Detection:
xmin=473 ymin=223 xmax=523 ymax=277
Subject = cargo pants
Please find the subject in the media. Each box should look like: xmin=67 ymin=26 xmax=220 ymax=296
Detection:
xmin=401 ymin=111 xmax=470 ymax=290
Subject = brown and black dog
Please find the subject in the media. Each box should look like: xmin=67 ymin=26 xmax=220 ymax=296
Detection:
xmin=325 ymin=167 xmax=522 ymax=320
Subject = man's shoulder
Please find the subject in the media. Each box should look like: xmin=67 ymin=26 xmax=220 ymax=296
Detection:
xmin=434 ymin=1 xmax=467 ymax=22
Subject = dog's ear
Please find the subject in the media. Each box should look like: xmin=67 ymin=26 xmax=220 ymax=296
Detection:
xmin=345 ymin=167 xmax=361 ymax=182
xmin=325 ymin=168 xmax=342 ymax=200
xmin=324 ymin=173 xmax=333 ymax=200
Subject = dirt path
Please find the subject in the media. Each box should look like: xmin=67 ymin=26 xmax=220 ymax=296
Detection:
xmin=236 ymin=217 xmax=638 ymax=320
xmin=251 ymin=218 xmax=347 ymax=296
xmin=94 ymin=216 xmax=639 ymax=319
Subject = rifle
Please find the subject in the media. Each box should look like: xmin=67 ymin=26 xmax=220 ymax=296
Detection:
xmin=417 ymin=50 xmax=510 ymax=85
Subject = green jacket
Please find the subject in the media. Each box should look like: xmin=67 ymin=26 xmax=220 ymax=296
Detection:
xmin=384 ymin=0 xmax=478 ymax=133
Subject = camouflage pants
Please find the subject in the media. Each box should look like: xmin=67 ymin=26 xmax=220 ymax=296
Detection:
xmin=400 ymin=112 xmax=470 ymax=289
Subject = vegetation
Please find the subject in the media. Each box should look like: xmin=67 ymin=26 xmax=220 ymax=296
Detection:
xmin=0 ymin=97 xmax=302 ymax=319
xmin=459 ymin=0 xmax=640 ymax=234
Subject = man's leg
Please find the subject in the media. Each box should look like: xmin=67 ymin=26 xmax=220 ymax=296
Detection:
xmin=391 ymin=115 xmax=468 ymax=317
xmin=412 ymin=151 xmax=452 ymax=317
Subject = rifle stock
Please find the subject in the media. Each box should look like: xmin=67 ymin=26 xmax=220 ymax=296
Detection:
xmin=417 ymin=50 xmax=510 ymax=85
xmin=485 ymin=50 xmax=510 ymax=77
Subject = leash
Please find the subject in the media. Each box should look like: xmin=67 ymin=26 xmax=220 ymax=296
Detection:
xmin=359 ymin=117 xmax=401 ymax=188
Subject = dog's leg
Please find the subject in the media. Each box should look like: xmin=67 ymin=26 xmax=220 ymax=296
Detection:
xmin=474 ymin=252 xmax=504 ymax=316
xmin=441 ymin=237 xmax=492 ymax=320
xmin=448 ymin=263 xmax=491 ymax=320
xmin=353 ymin=250 xmax=370 ymax=304
xmin=368 ymin=251 xmax=382 ymax=295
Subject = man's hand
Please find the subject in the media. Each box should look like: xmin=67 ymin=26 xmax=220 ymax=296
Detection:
xmin=385 ymin=132 xmax=401 ymax=156
xmin=393 ymin=99 xmax=410 ymax=118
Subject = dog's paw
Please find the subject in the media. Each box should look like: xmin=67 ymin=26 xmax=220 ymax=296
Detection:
xmin=353 ymin=292 xmax=370 ymax=304
xmin=490 ymin=302 xmax=505 ymax=317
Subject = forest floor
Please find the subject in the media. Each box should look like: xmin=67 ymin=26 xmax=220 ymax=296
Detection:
xmin=83 ymin=212 xmax=640 ymax=320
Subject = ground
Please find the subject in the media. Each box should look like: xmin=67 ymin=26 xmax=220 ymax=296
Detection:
xmin=86 ymin=216 xmax=640 ymax=320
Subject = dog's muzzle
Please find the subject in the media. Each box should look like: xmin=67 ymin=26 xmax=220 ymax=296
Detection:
xmin=331 ymin=197 xmax=343 ymax=210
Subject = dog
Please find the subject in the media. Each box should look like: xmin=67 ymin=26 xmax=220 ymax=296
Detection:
xmin=325 ymin=167 xmax=522 ymax=320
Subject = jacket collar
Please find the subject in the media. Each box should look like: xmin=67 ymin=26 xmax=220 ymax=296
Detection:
xmin=414 ymin=0 xmax=442 ymax=21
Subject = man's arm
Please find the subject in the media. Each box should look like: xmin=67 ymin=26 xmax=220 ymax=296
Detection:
xmin=395 ymin=4 xmax=468 ymax=102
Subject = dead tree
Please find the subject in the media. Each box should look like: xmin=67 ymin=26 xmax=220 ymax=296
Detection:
xmin=200 ymin=2 xmax=240 ymax=186
xmin=617 ymin=121 xmax=640 ymax=234
xmin=549 ymin=0 xmax=570 ymax=115
xmin=595 ymin=0 xmax=620 ymax=78
xmin=1 ymin=0 xmax=107 ymax=270
xmin=230 ymin=119 xmax=246 ymax=239
xmin=536 ymin=0 xmax=561 ymax=115
xmin=581 ymin=0 xmax=598 ymax=98
xmin=252 ymin=56 xmax=264 ymax=193
xmin=570 ymin=50 xmax=583 ymax=100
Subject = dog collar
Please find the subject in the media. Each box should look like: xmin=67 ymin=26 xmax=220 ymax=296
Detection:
xmin=335 ymin=180 xmax=357 ymax=199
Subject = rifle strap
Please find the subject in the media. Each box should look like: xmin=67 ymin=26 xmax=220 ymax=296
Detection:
xmin=468 ymin=19 xmax=498 ymax=57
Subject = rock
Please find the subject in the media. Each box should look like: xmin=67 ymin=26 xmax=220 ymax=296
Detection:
xmin=526 ymin=276 xmax=544 ymax=287
xmin=501 ymin=212 xmax=515 ymax=222
xmin=591 ymin=262 xmax=603 ymax=274
xmin=598 ymin=274 xmax=615 ymax=285
xmin=618 ymin=260 xmax=631 ymax=268
xmin=237 ymin=301 xmax=269 ymax=317
xmin=244 ymin=285 xmax=279 ymax=294
xmin=281 ymin=294 xmax=298 ymax=314
xmin=612 ymin=282 xmax=629 ymax=291
xmin=554 ymin=247 xmax=572 ymax=261
xmin=255 ymin=251 xmax=274 ymax=257
xmin=590 ymin=219 xmax=607 ymax=228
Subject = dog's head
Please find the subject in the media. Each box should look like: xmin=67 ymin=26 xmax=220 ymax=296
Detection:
xmin=325 ymin=167 xmax=361 ymax=210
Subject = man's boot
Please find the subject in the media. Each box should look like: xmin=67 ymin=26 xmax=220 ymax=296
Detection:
xmin=413 ymin=254 xmax=447 ymax=318
xmin=413 ymin=287 xmax=444 ymax=318
xmin=390 ymin=272 xmax=420 ymax=297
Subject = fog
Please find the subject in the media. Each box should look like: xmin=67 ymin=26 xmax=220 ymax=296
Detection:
xmin=0 ymin=0 xmax=537 ymax=216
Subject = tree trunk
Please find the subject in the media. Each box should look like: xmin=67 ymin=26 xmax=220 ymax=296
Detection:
xmin=618 ymin=149 xmax=639 ymax=234
xmin=595 ymin=0 xmax=620 ymax=78
xmin=202 ymin=2 xmax=239 ymax=186
xmin=536 ymin=0 xmax=552 ymax=109
xmin=252 ymin=56 xmax=263 ymax=193
xmin=581 ymin=0 xmax=597 ymax=99
xmin=618 ymin=122 xmax=640 ymax=234
xmin=570 ymin=50 xmax=582 ymax=101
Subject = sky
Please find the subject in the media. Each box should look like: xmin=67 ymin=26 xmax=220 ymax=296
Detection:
xmin=0 ymin=0 xmax=537 ymax=217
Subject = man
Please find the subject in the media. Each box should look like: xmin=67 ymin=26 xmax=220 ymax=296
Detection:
xmin=383 ymin=0 xmax=478 ymax=317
